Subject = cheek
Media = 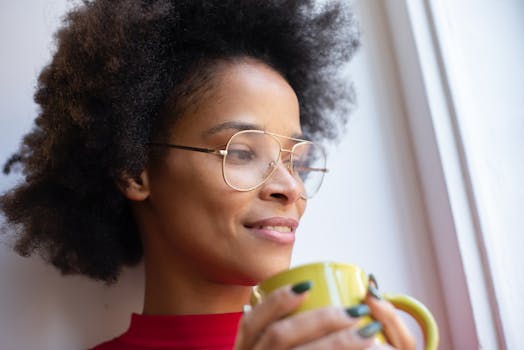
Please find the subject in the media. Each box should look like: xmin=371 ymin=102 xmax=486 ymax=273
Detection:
xmin=160 ymin=154 xmax=224 ymax=196
xmin=150 ymin=155 xmax=249 ymax=233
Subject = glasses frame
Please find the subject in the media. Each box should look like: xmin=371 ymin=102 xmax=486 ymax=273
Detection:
xmin=148 ymin=129 xmax=328 ymax=198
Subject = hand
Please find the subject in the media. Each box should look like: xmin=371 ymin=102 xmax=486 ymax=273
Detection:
xmin=234 ymin=282 xmax=387 ymax=350
xmin=366 ymin=284 xmax=416 ymax=350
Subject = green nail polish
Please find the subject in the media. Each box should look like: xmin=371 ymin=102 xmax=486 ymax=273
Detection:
xmin=291 ymin=280 xmax=312 ymax=294
xmin=368 ymin=284 xmax=382 ymax=300
xmin=346 ymin=304 xmax=370 ymax=317
xmin=357 ymin=321 xmax=382 ymax=338
xmin=368 ymin=273 xmax=379 ymax=289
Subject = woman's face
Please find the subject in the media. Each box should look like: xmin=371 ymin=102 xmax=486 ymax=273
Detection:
xmin=141 ymin=59 xmax=306 ymax=285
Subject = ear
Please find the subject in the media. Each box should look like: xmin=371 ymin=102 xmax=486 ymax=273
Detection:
xmin=118 ymin=170 xmax=150 ymax=201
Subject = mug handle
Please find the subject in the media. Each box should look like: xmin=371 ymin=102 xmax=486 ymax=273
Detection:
xmin=382 ymin=293 xmax=439 ymax=350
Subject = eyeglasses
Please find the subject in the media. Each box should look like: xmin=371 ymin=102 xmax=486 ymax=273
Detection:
xmin=148 ymin=129 xmax=328 ymax=198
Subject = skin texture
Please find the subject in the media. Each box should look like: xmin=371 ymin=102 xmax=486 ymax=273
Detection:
xmin=123 ymin=60 xmax=416 ymax=349
xmin=123 ymin=59 xmax=306 ymax=315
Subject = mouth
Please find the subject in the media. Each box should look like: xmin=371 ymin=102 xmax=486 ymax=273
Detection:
xmin=252 ymin=225 xmax=293 ymax=233
xmin=244 ymin=217 xmax=298 ymax=244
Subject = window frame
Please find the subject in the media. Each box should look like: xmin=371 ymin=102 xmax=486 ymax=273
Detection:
xmin=382 ymin=1 xmax=508 ymax=348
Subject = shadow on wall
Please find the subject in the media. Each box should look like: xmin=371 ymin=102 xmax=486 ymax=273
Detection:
xmin=0 ymin=238 xmax=144 ymax=349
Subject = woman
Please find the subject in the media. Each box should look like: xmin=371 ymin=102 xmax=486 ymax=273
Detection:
xmin=1 ymin=1 xmax=415 ymax=349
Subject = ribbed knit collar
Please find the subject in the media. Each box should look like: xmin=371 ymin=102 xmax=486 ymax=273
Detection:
xmin=117 ymin=312 xmax=243 ymax=349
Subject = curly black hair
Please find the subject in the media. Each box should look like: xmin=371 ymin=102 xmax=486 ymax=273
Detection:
xmin=0 ymin=0 xmax=359 ymax=283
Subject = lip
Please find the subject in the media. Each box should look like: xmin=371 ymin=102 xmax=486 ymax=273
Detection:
xmin=244 ymin=217 xmax=299 ymax=244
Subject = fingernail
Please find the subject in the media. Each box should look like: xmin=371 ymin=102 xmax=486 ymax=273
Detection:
xmin=291 ymin=280 xmax=312 ymax=294
xmin=346 ymin=304 xmax=370 ymax=317
xmin=368 ymin=273 xmax=379 ymax=289
xmin=242 ymin=304 xmax=252 ymax=314
xmin=357 ymin=321 xmax=382 ymax=338
xmin=368 ymin=284 xmax=382 ymax=300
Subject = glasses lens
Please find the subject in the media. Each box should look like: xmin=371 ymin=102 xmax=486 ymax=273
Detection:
xmin=223 ymin=131 xmax=327 ymax=197
xmin=223 ymin=131 xmax=281 ymax=190
xmin=292 ymin=142 xmax=327 ymax=198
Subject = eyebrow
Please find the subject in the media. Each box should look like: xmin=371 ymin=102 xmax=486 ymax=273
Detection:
xmin=203 ymin=121 xmax=262 ymax=136
xmin=203 ymin=120 xmax=304 ymax=139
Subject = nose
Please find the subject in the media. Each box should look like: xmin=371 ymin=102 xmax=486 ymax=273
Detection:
xmin=258 ymin=160 xmax=305 ymax=204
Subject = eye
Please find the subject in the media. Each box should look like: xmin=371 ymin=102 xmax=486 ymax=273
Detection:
xmin=226 ymin=144 xmax=257 ymax=164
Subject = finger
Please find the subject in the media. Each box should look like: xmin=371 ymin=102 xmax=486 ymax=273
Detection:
xmin=366 ymin=294 xmax=416 ymax=350
xmin=253 ymin=306 xmax=362 ymax=350
xmin=290 ymin=325 xmax=376 ymax=350
xmin=236 ymin=282 xmax=311 ymax=349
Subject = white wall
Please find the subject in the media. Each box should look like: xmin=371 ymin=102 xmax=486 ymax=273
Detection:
xmin=0 ymin=1 xmax=451 ymax=349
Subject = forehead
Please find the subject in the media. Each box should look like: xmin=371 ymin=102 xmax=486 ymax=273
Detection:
xmin=169 ymin=59 xmax=301 ymax=141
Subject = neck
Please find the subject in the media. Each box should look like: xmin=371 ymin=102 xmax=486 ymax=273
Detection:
xmin=141 ymin=252 xmax=252 ymax=315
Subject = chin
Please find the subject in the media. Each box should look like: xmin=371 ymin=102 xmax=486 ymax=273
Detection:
xmin=229 ymin=261 xmax=290 ymax=287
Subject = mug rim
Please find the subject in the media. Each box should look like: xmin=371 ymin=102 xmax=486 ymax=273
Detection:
xmin=258 ymin=261 xmax=367 ymax=290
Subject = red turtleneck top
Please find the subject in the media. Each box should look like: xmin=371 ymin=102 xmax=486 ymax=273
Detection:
xmin=90 ymin=312 xmax=243 ymax=350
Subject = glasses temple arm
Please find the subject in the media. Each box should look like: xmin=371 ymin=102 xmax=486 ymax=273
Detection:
xmin=293 ymin=166 xmax=329 ymax=173
xmin=147 ymin=142 xmax=225 ymax=156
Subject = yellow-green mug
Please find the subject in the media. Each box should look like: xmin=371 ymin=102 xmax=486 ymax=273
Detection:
xmin=251 ymin=262 xmax=439 ymax=350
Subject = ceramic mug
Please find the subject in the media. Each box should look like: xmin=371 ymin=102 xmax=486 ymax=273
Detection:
xmin=251 ymin=262 xmax=439 ymax=350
